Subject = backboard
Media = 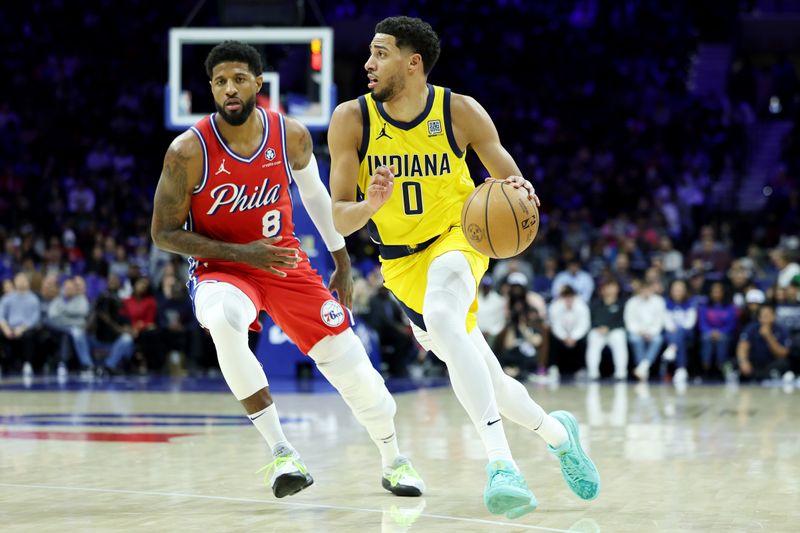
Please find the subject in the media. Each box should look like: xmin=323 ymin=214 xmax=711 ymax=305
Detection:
xmin=166 ymin=27 xmax=334 ymax=131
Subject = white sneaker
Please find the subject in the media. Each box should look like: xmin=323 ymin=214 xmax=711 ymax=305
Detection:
xmin=634 ymin=361 xmax=650 ymax=382
xmin=22 ymin=362 xmax=33 ymax=378
xmin=57 ymin=363 xmax=68 ymax=380
xmin=548 ymin=365 xmax=560 ymax=383
xmin=782 ymin=371 xmax=796 ymax=385
xmin=258 ymin=445 xmax=314 ymax=498
xmin=382 ymin=456 xmax=425 ymax=496
xmin=674 ymin=367 xmax=688 ymax=385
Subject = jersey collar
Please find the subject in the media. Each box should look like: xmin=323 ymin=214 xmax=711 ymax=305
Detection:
xmin=375 ymin=84 xmax=435 ymax=131
xmin=209 ymin=107 xmax=269 ymax=163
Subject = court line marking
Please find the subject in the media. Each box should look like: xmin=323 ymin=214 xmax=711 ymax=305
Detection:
xmin=0 ymin=482 xmax=574 ymax=532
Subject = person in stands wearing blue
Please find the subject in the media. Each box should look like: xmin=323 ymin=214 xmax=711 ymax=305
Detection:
xmin=698 ymin=282 xmax=737 ymax=379
xmin=664 ymin=279 xmax=697 ymax=386
xmin=737 ymin=304 xmax=791 ymax=382
xmin=0 ymin=273 xmax=40 ymax=377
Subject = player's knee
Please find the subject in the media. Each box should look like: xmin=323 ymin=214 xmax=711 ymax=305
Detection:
xmin=497 ymin=374 xmax=526 ymax=406
xmin=423 ymin=301 xmax=467 ymax=348
xmin=309 ymin=329 xmax=362 ymax=368
xmin=197 ymin=300 xmax=228 ymax=332
xmin=312 ymin=331 xmax=373 ymax=388
xmin=411 ymin=324 xmax=435 ymax=353
xmin=198 ymin=293 xmax=249 ymax=333
xmin=311 ymin=330 xmax=395 ymax=418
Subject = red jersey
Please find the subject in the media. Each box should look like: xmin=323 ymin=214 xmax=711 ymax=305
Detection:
xmin=183 ymin=108 xmax=353 ymax=349
xmin=187 ymin=107 xmax=298 ymax=279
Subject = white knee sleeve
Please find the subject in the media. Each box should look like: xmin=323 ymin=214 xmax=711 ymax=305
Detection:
xmin=194 ymin=282 xmax=267 ymax=400
xmin=309 ymin=329 xmax=396 ymax=434
xmin=420 ymin=252 xmax=504 ymax=430
xmin=411 ymin=323 xmax=436 ymax=353
xmin=422 ymin=252 xmax=476 ymax=363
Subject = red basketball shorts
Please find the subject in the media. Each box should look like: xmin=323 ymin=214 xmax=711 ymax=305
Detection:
xmin=190 ymin=260 xmax=353 ymax=354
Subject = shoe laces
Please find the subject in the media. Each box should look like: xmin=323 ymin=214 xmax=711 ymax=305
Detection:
xmin=387 ymin=463 xmax=420 ymax=487
xmin=489 ymin=465 xmax=528 ymax=490
xmin=559 ymin=454 xmax=584 ymax=482
xmin=256 ymin=454 xmax=307 ymax=484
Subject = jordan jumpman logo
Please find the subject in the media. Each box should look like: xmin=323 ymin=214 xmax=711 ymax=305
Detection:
xmin=215 ymin=158 xmax=231 ymax=175
xmin=375 ymin=123 xmax=393 ymax=140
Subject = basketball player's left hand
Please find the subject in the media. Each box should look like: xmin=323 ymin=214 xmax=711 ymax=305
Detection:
xmin=489 ymin=176 xmax=540 ymax=206
xmin=328 ymin=265 xmax=353 ymax=309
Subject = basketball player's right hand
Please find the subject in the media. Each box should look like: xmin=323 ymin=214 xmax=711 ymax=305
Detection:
xmin=366 ymin=165 xmax=395 ymax=212
xmin=239 ymin=236 xmax=301 ymax=277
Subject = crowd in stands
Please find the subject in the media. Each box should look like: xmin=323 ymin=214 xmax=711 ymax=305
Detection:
xmin=473 ymin=237 xmax=800 ymax=387
xmin=0 ymin=248 xmax=216 ymax=379
xmin=1 ymin=1 xmax=798 ymax=384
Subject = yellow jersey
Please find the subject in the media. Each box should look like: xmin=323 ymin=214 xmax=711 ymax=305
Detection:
xmin=357 ymin=84 xmax=475 ymax=248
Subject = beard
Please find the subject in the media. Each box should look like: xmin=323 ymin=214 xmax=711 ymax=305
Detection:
xmin=215 ymin=95 xmax=256 ymax=126
xmin=371 ymin=73 xmax=404 ymax=102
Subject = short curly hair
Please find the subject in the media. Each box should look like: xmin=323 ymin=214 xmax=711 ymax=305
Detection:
xmin=204 ymin=40 xmax=263 ymax=78
xmin=375 ymin=16 xmax=441 ymax=75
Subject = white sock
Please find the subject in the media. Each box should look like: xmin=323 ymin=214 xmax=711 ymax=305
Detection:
xmin=534 ymin=414 xmax=568 ymax=448
xmin=248 ymin=404 xmax=291 ymax=454
xmin=376 ymin=431 xmax=402 ymax=470
xmin=479 ymin=419 xmax=517 ymax=466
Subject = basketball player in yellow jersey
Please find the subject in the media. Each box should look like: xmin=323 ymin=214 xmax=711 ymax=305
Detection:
xmin=328 ymin=17 xmax=599 ymax=518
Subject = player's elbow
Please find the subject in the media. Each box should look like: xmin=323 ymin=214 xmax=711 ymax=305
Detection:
xmin=332 ymin=217 xmax=352 ymax=237
xmin=151 ymin=227 xmax=166 ymax=249
xmin=150 ymin=224 xmax=174 ymax=251
xmin=331 ymin=204 xmax=353 ymax=236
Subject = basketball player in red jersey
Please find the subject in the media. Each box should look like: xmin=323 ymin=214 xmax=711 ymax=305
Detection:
xmin=329 ymin=17 xmax=599 ymax=518
xmin=151 ymin=41 xmax=424 ymax=499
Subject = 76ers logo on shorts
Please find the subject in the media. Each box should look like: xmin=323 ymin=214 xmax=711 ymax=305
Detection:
xmin=320 ymin=299 xmax=345 ymax=327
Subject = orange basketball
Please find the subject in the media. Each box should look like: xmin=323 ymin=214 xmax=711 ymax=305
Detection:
xmin=461 ymin=180 xmax=539 ymax=259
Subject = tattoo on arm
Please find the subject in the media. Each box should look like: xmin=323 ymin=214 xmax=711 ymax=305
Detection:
xmin=153 ymin=147 xmax=191 ymax=236
xmin=291 ymin=125 xmax=313 ymax=170
xmin=152 ymin=144 xmax=244 ymax=262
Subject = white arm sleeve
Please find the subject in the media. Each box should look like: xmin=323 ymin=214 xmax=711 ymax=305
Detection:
xmin=291 ymin=154 xmax=346 ymax=252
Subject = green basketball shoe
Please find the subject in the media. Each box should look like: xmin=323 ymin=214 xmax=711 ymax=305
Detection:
xmin=548 ymin=411 xmax=600 ymax=500
xmin=484 ymin=460 xmax=538 ymax=517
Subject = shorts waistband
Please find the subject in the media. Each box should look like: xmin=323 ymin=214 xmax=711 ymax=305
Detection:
xmin=379 ymin=234 xmax=441 ymax=260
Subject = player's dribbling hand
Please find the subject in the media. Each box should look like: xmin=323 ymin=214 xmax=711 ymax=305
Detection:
xmin=366 ymin=165 xmax=396 ymax=212
xmin=239 ymin=236 xmax=301 ymax=277
xmin=487 ymin=176 xmax=541 ymax=206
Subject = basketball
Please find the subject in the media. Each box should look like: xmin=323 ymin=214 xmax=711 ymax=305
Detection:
xmin=461 ymin=180 xmax=539 ymax=259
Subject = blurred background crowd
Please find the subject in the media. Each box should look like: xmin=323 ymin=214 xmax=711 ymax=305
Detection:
xmin=0 ymin=0 xmax=798 ymax=385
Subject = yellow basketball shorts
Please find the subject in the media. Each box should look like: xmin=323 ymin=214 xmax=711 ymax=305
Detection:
xmin=380 ymin=227 xmax=489 ymax=332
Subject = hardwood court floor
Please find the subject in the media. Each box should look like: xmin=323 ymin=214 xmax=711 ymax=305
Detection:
xmin=1 ymin=377 xmax=798 ymax=532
